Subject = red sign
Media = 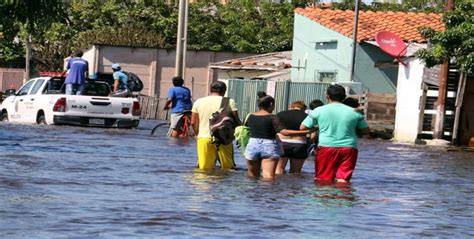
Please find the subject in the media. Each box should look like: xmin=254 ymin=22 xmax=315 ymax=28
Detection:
xmin=375 ymin=31 xmax=407 ymax=57
xmin=39 ymin=72 xmax=64 ymax=77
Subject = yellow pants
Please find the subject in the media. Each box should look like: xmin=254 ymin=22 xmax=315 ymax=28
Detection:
xmin=197 ymin=138 xmax=235 ymax=170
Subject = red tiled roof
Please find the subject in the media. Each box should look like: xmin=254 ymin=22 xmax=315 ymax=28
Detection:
xmin=295 ymin=7 xmax=444 ymax=43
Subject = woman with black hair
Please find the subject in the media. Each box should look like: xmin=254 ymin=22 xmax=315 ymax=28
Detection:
xmin=244 ymin=96 xmax=311 ymax=180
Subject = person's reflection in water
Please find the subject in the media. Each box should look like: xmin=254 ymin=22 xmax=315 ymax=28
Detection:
xmin=313 ymin=181 xmax=358 ymax=206
xmin=169 ymin=135 xmax=192 ymax=145
xmin=187 ymin=170 xmax=231 ymax=193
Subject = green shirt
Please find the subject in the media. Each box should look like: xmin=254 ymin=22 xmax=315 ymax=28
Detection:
xmin=302 ymin=103 xmax=368 ymax=148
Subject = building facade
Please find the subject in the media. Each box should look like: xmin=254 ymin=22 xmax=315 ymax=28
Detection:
xmin=291 ymin=7 xmax=443 ymax=94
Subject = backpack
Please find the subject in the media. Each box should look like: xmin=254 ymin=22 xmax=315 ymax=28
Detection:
xmin=234 ymin=114 xmax=251 ymax=150
xmin=124 ymin=71 xmax=144 ymax=92
xmin=209 ymin=97 xmax=236 ymax=146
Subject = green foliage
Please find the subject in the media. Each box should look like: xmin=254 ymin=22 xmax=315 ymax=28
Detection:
xmin=74 ymin=24 xmax=166 ymax=50
xmin=0 ymin=3 xmax=23 ymax=66
xmin=416 ymin=1 xmax=474 ymax=74
xmin=187 ymin=2 xmax=225 ymax=51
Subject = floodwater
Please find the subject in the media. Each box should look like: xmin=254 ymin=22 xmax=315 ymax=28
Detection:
xmin=1 ymin=120 xmax=473 ymax=238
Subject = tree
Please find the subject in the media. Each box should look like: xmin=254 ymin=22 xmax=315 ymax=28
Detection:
xmin=1 ymin=0 xmax=66 ymax=77
xmin=218 ymin=1 xmax=262 ymax=52
xmin=416 ymin=1 xmax=474 ymax=74
xmin=0 ymin=2 xmax=23 ymax=67
xmin=187 ymin=2 xmax=225 ymax=51
xmin=257 ymin=2 xmax=294 ymax=52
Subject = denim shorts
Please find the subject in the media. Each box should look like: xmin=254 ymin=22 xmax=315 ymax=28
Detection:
xmin=244 ymin=138 xmax=282 ymax=160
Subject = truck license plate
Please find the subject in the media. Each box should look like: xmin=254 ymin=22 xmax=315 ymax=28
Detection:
xmin=89 ymin=118 xmax=105 ymax=125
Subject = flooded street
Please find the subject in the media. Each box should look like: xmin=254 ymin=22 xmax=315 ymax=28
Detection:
xmin=1 ymin=120 xmax=473 ymax=238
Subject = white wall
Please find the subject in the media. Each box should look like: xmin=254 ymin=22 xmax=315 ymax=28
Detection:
xmin=393 ymin=57 xmax=425 ymax=143
xmin=68 ymin=45 xmax=254 ymax=98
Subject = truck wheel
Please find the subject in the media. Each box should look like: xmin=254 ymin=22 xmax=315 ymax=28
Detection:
xmin=37 ymin=115 xmax=46 ymax=125
xmin=0 ymin=111 xmax=8 ymax=122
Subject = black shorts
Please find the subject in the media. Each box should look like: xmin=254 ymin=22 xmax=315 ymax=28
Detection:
xmin=281 ymin=142 xmax=309 ymax=159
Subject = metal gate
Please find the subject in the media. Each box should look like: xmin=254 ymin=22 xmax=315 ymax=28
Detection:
xmin=227 ymin=79 xmax=267 ymax=119
xmin=226 ymin=79 xmax=337 ymax=118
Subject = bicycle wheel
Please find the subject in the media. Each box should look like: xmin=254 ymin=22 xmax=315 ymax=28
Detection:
xmin=179 ymin=115 xmax=190 ymax=138
xmin=150 ymin=122 xmax=171 ymax=135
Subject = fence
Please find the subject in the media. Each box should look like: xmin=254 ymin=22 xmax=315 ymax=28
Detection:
xmin=356 ymin=92 xmax=396 ymax=132
xmin=0 ymin=68 xmax=24 ymax=92
xmin=227 ymin=79 xmax=364 ymax=119
xmin=138 ymin=96 xmax=169 ymax=120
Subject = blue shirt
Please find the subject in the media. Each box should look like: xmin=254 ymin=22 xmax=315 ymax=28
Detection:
xmin=113 ymin=71 xmax=128 ymax=90
xmin=167 ymin=86 xmax=192 ymax=113
xmin=302 ymin=103 xmax=368 ymax=148
xmin=65 ymin=57 xmax=88 ymax=84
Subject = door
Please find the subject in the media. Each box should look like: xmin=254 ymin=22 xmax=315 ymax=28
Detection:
xmin=27 ymin=79 xmax=46 ymax=122
xmin=14 ymin=79 xmax=36 ymax=123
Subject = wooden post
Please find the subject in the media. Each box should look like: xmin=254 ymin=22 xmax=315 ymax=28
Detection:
xmin=433 ymin=63 xmax=449 ymax=139
xmin=417 ymin=83 xmax=428 ymax=136
xmin=452 ymin=72 xmax=466 ymax=145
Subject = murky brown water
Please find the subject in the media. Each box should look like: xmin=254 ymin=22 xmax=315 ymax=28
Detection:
xmin=1 ymin=120 xmax=473 ymax=237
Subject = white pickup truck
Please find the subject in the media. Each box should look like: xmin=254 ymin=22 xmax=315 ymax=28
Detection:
xmin=0 ymin=76 xmax=140 ymax=128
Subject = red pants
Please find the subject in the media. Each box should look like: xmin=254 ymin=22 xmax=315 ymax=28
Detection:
xmin=315 ymin=147 xmax=358 ymax=181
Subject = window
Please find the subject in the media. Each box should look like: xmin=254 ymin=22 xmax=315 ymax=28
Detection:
xmin=314 ymin=40 xmax=338 ymax=50
xmin=16 ymin=80 xmax=35 ymax=96
xmin=30 ymin=79 xmax=45 ymax=95
xmin=318 ymin=71 xmax=337 ymax=83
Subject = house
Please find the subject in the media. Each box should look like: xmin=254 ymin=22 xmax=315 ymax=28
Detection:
xmin=65 ymin=44 xmax=253 ymax=99
xmin=291 ymin=7 xmax=443 ymax=94
xmin=291 ymin=7 xmax=458 ymax=143
xmin=209 ymin=51 xmax=292 ymax=82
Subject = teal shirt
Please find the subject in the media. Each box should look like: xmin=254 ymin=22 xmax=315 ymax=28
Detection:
xmin=302 ymin=103 xmax=368 ymax=148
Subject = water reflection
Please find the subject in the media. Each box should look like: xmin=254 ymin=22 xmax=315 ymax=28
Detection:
xmin=311 ymin=181 xmax=359 ymax=207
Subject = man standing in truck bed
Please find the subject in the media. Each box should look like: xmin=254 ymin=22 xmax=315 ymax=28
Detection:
xmin=64 ymin=50 xmax=88 ymax=95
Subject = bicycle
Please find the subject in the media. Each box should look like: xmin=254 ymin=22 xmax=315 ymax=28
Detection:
xmin=150 ymin=110 xmax=193 ymax=137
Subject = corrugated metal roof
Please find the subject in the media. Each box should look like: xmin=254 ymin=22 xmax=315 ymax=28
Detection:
xmin=210 ymin=51 xmax=292 ymax=71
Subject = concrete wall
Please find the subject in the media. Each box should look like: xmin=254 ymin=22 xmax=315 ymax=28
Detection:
xmin=355 ymin=43 xmax=398 ymax=93
xmin=291 ymin=14 xmax=398 ymax=93
xmin=291 ymin=14 xmax=354 ymax=83
xmin=393 ymin=57 xmax=425 ymax=143
xmin=80 ymin=45 xmax=253 ymax=99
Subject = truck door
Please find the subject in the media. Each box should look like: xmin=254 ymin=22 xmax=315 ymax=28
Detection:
xmin=13 ymin=80 xmax=35 ymax=123
xmin=27 ymin=79 xmax=46 ymax=122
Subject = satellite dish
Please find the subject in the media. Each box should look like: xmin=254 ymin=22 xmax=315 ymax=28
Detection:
xmin=375 ymin=31 xmax=408 ymax=58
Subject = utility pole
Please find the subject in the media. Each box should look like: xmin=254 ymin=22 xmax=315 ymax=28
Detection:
xmin=175 ymin=0 xmax=187 ymax=78
xmin=349 ymin=0 xmax=360 ymax=82
xmin=433 ymin=0 xmax=454 ymax=139
xmin=25 ymin=34 xmax=32 ymax=82
xmin=182 ymin=0 xmax=189 ymax=80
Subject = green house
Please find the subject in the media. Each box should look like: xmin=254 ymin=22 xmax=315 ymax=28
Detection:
xmin=291 ymin=7 xmax=443 ymax=93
